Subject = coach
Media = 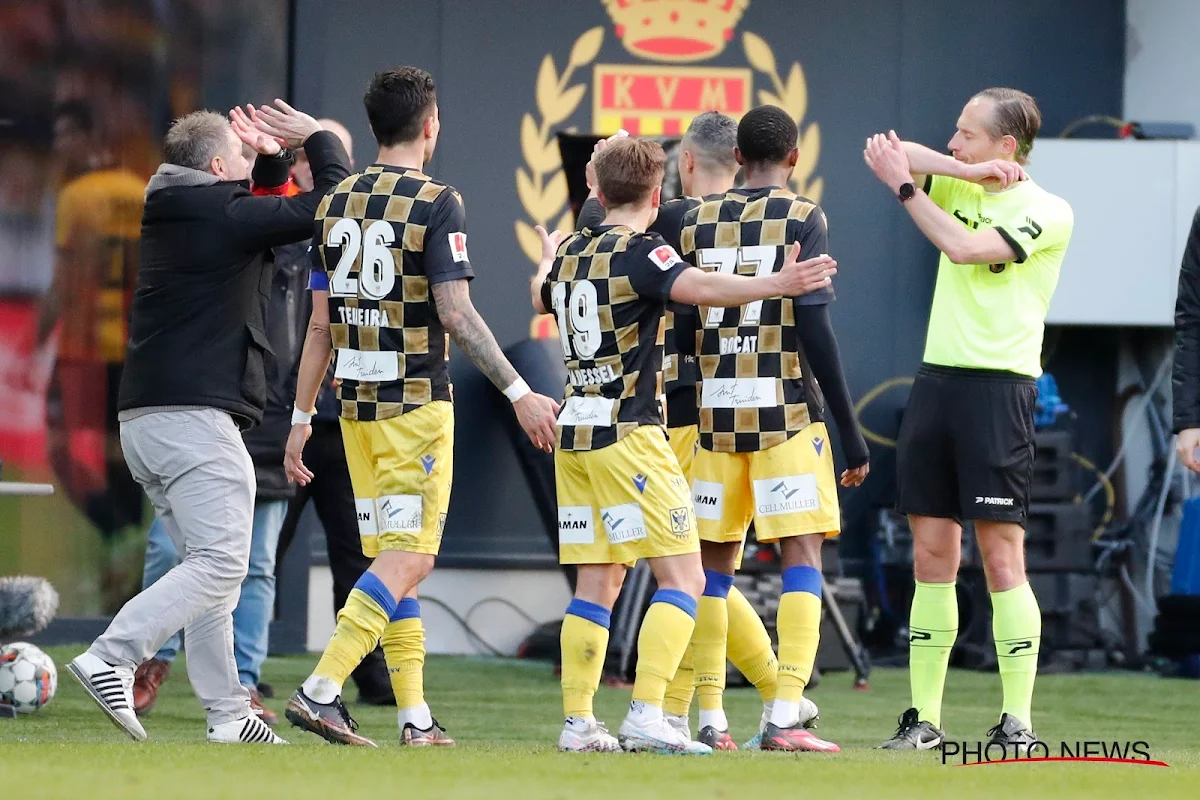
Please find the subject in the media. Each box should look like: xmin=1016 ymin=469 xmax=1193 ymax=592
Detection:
xmin=68 ymin=101 xmax=350 ymax=744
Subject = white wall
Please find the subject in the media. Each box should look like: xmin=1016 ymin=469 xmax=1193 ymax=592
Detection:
xmin=1125 ymin=0 xmax=1200 ymax=132
xmin=307 ymin=567 xmax=573 ymax=655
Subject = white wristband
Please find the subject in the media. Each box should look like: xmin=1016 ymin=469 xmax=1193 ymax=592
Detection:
xmin=291 ymin=405 xmax=315 ymax=425
xmin=503 ymin=378 xmax=532 ymax=404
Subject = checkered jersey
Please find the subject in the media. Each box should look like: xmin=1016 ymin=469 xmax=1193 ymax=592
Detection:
xmin=679 ymin=187 xmax=833 ymax=453
xmin=312 ymin=166 xmax=473 ymax=421
xmin=540 ymin=225 xmax=690 ymax=452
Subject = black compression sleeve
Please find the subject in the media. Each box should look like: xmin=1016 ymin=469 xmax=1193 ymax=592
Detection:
xmin=793 ymin=303 xmax=869 ymax=468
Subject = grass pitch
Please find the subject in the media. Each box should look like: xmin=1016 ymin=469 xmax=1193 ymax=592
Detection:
xmin=1 ymin=647 xmax=1195 ymax=799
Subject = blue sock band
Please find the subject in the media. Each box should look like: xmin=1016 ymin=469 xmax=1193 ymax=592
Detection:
xmin=353 ymin=572 xmax=397 ymax=618
xmin=652 ymin=589 xmax=698 ymax=619
xmin=781 ymin=565 xmax=823 ymax=598
xmin=566 ymin=598 xmax=612 ymax=629
xmin=390 ymin=597 xmax=421 ymax=622
xmin=702 ymin=569 xmax=734 ymax=599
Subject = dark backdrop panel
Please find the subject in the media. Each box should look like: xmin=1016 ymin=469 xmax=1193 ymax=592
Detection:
xmin=291 ymin=0 xmax=1124 ymax=564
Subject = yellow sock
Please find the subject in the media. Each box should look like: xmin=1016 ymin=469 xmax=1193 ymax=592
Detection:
xmin=773 ymin=566 xmax=822 ymax=721
xmin=694 ymin=571 xmax=732 ymax=713
xmin=992 ymin=582 xmax=1041 ymax=729
xmin=380 ymin=598 xmax=425 ymax=709
xmin=663 ymin=643 xmax=695 ymax=717
xmin=631 ymin=590 xmax=697 ymax=707
xmin=312 ymin=575 xmax=394 ymax=690
xmin=726 ymin=585 xmax=777 ymax=703
xmin=560 ymin=599 xmax=611 ymax=719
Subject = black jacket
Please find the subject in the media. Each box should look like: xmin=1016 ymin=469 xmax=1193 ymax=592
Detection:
xmin=118 ymin=131 xmax=350 ymax=430
xmin=1173 ymin=208 xmax=1200 ymax=432
xmin=243 ymin=241 xmax=310 ymax=499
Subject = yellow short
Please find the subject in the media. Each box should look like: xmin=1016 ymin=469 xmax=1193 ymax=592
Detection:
xmin=556 ymin=425 xmax=700 ymax=566
xmin=339 ymin=400 xmax=454 ymax=558
xmin=666 ymin=424 xmax=699 ymax=483
xmin=692 ymin=422 xmax=841 ymax=544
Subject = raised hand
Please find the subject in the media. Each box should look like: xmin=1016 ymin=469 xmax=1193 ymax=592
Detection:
xmin=586 ymin=129 xmax=629 ymax=191
xmin=513 ymin=392 xmax=561 ymax=453
xmin=535 ymin=224 xmax=567 ymax=263
xmin=775 ymin=243 xmax=837 ymax=296
xmin=230 ymin=105 xmax=282 ymax=156
xmin=864 ymin=131 xmax=915 ymax=192
xmin=254 ymin=99 xmax=322 ymax=150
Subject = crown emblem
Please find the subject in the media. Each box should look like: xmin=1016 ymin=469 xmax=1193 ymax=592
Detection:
xmin=603 ymin=0 xmax=750 ymax=62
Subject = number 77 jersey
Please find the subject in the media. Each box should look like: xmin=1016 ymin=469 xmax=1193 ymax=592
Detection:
xmin=679 ymin=187 xmax=833 ymax=453
xmin=540 ymin=225 xmax=692 ymax=452
xmin=311 ymin=166 xmax=473 ymax=422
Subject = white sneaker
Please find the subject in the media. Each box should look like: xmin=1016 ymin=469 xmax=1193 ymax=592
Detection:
xmin=665 ymin=713 xmax=691 ymax=740
xmin=558 ymin=718 xmax=621 ymax=752
xmin=208 ymin=715 xmax=287 ymax=744
xmin=67 ymin=652 xmax=146 ymax=742
xmin=619 ymin=714 xmax=712 ymax=755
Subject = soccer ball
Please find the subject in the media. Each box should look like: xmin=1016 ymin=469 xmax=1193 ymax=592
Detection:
xmin=0 ymin=642 xmax=57 ymax=713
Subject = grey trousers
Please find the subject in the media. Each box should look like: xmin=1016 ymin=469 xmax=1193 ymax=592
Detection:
xmin=91 ymin=408 xmax=254 ymax=725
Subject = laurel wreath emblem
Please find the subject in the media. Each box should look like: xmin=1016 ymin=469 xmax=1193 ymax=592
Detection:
xmin=515 ymin=26 xmax=604 ymax=265
xmin=742 ymin=32 xmax=823 ymax=204
xmin=514 ymin=26 xmax=821 ymax=267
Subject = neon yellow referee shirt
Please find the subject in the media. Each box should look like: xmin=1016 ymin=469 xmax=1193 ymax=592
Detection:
xmin=921 ymin=175 xmax=1074 ymax=378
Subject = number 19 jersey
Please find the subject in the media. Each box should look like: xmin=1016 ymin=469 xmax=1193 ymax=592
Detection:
xmin=540 ymin=225 xmax=691 ymax=451
xmin=680 ymin=186 xmax=832 ymax=453
xmin=311 ymin=165 xmax=473 ymax=421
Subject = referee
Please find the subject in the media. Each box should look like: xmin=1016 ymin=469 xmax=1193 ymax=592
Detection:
xmin=863 ymin=88 xmax=1074 ymax=751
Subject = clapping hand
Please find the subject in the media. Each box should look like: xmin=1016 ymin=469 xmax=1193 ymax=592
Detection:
xmin=230 ymin=105 xmax=281 ymax=156
xmin=253 ymin=99 xmax=322 ymax=150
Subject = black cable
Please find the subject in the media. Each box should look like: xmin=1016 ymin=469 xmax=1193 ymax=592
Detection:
xmin=417 ymin=596 xmax=506 ymax=657
xmin=466 ymin=596 xmax=541 ymax=629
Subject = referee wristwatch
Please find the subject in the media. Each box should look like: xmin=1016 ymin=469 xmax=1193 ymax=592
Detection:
xmin=897 ymin=182 xmax=916 ymax=203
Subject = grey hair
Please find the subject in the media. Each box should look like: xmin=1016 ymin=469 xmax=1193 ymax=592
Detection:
xmin=682 ymin=111 xmax=738 ymax=170
xmin=163 ymin=111 xmax=232 ymax=171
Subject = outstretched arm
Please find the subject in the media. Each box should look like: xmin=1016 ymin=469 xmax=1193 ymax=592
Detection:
xmin=668 ymin=244 xmax=836 ymax=306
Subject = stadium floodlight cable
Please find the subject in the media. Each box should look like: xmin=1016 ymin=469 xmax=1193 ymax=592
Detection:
xmin=1081 ymin=349 xmax=1174 ymax=504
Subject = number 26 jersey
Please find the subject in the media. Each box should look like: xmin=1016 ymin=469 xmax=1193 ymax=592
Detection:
xmin=540 ymin=225 xmax=691 ymax=452
xmin=310 ymin=165 xmax=473 ymax=422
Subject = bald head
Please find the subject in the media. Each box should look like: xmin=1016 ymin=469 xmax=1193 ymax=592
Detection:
xmin=317 ymin=118 xmax=353 ymax=161
xmin=292 ymin=118 xmax=354 ymax=190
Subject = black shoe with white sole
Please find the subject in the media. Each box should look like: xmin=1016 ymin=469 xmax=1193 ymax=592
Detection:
xmin=67 ymin=651 xmax=147 ymax=742
xmin=987 ymin=713 xmax=1038 ymax=753
xmin=877 ymin=707 xmax=945 ymax=750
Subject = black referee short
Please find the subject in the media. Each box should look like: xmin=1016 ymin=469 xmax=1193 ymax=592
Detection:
xmin=895 ymin=364 xmax=1037 ymax=525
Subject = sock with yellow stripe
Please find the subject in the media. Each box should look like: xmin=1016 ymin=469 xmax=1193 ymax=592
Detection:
xmin=662 ymin=643 xmax=694 ymax=717
xmin=630 ymin=589 xmax=697 ymax=710
xmin=694 ymin=570 xmax=733 ymax=731
xmin=560 ymin=598 xmax=611 ymax=720
xmin=908 ymin=580 xmax=958 ymax=729
xmin=304 ymin=572 xmax=394 ymax=703
xmin=726 ymin=584 xmax=778 ymax=704
xmin=381 ymin=598 xmax=432 ymax=729
xmin=770 ymin=565 xmax=822 ymax=727
xmin=991 ymin=581 xmax=1041 ymax=729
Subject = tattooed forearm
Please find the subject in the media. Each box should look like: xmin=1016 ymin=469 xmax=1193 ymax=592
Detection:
xmin=431 ymin=279 xmax=520 ymax=390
